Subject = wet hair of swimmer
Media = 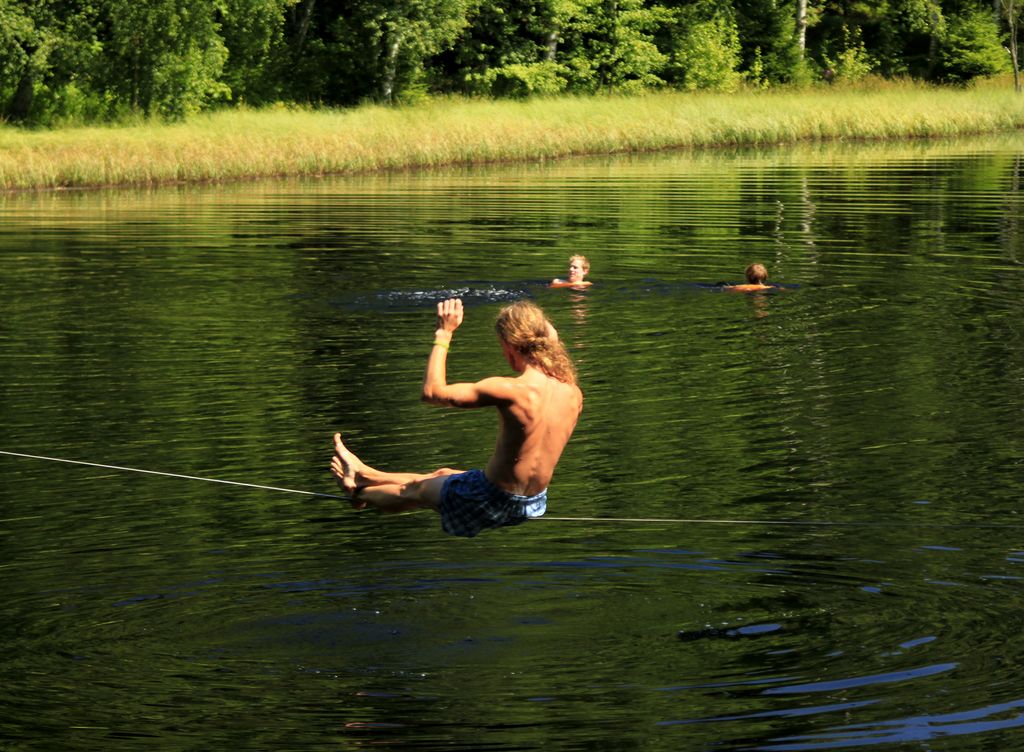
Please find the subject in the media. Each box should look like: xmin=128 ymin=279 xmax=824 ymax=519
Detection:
xmin=745 ymin=263 xmax=768 ymax=284
xmin=570 ymin=254 xmax=590 ymax=273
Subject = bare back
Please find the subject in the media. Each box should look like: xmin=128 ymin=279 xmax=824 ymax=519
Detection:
xmin=484 ymin=367 xmax=582 ymax=496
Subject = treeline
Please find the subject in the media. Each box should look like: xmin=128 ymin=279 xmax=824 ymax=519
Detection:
xmin=2 ymin=0 xmax=1022 ymax=125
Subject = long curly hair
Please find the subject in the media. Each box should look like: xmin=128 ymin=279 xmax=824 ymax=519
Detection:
xmin=495 ymin=300 xmax=577 ymax=386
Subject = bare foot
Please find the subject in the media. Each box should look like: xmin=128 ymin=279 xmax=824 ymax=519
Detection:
xmin=331 ymin=457 xmax=366 ymax=509
xmin=331 ymin=433 xmax=366 ymax=509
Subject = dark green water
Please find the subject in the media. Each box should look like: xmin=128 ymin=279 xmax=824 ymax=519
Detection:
xmin=2 ymin=137 xmax=1023 ymax=750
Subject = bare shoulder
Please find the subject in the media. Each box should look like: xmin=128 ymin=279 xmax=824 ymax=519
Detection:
xmin=474 ymin=374 xmax=521 ymax=400
xmin=567 ymin=381 xmax=584 ymax=410
xmin=550 ymin=379 xmax=584 ymax=425
xmin=551 ymin=280 xmax=593 ymax=289
xmin=512 ymin=371 xmax=580 ymax=404
xmin=545 ymin=374 xmax=583 ymax=412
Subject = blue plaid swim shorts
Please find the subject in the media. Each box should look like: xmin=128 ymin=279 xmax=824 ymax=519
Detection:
xmin=439 ymin=469 xmax=547 ymax=538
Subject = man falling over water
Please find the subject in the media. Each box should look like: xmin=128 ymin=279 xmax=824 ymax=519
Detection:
xmin=331 ymin=298 xmax=583 ymax=537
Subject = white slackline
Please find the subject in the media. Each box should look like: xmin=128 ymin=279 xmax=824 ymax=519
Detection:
xmin=2 ymin=450 xmax=1020 ymax=529
xmin=0 ymin=449 xmax=346 ymax=500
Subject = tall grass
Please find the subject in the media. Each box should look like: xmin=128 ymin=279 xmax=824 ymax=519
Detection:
xmin=3 ymin=83 xmax=1024 ymax=191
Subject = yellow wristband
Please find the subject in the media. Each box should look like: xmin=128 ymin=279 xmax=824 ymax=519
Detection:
xmin=432 ymin=339 xmax=450 ymax=351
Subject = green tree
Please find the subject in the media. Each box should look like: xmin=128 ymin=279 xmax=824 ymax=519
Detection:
xmin=802 ymin=1 xmax=938 ymax=79
xmin=0 ymin=0 xmax=99 ymax=123
xmin=997 ymin=0 xmax=1023 ymax=91
xmin=663 ymin=4 xmax=743 ymax=91
xmin=934 ymin=8 xmax=1008 ymax=83
xmin=734 ymin=0 xmax=805 ymax=82
xmin=326 ymin=0 xmax=480 ymax=103
xmin=555 ymin=0 xmax=669 ymax=93
xmin=217 ymin=0 xmax=299 ymax=104
xmin=822 ymin=23 xmax=875 ymax=80
xmin=429 ymin=0 xmax=553 ymax=95
xmin=99 ymin=0 xmax=230 ymax=118
xmin=896 ymin=0 xmax=945 ymax=77
xmin=437 ymin=0 xmax=668 ymax=96
xmin=0 ymin=0 xmax=43 ymax=120
xmin=436 ymin=0 xmax=580 ymax=96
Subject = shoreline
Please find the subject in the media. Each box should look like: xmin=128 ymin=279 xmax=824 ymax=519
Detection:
xmin=3 ymin=86 xmax=1024 ymax=193
xmin=5 ymin=129 xmax=1016 ymax=197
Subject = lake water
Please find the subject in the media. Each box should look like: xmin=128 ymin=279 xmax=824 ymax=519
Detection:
xmin=2 ymin=136 xmax=1024 ymax=750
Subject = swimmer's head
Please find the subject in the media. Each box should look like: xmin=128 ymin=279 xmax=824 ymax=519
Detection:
xmin=745 ymin=263 xmax=768 ymax=284
xmin=496 ymin=300 xmax=577 ymax=385
xmin=568 ymin=255 xmax=590 ymax=283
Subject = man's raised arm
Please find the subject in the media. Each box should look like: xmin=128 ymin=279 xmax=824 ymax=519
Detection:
xmin=422 ymin=298 xmax=503 ymax=409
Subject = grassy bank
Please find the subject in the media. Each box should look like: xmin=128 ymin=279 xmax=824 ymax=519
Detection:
xmin=3 ymin=83 xmax=1024 ymax=191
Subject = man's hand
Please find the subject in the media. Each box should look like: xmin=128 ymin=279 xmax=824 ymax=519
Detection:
xmin=436 ymin=298 xmax=464 ymax=336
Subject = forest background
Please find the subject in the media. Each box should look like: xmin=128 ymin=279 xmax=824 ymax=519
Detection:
xmin=3 ymin=0 xmax=1024 ymax=127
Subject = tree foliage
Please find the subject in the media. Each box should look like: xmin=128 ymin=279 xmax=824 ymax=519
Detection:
xmin=935 ymin=9 xmax=1009 ymax=83
xmin=663 ymin=4 xmax=743 ymax=91
xmin=1 ymin=0 xmax=1020 ymax=125
xmin=822 ymin=24 xmax=875 ymax=81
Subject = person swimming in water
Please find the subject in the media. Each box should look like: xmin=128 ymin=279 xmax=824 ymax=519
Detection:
xmin=551 ymin=255 xmax=592 ymax=288
xmin=724 ymin=263 xmax=773 ymax=292
xmin=330 ymin=297 xmax=583 ymax=538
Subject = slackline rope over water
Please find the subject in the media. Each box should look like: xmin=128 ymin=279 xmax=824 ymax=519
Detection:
xmin=0 ymin=449 xmax=346 ymax=501
xmin=1 ymin=449 xmax=1020 ymax=529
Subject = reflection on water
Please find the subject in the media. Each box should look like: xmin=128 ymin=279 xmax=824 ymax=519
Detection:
xmin=2 ymin=135 xmax=1024 ymax=750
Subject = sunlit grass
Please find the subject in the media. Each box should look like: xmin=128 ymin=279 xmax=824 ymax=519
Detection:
xmin=3 ymin=82 xmax=1024 ymax=191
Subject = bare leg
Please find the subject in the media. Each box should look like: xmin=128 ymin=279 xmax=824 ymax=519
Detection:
xmin=353 ymin=479 xmax=445 ymax=513
xmin=331 ymin=433 xmax=461 ymax=512
xmin=333 ymin=433 xmax=446 ymax=487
